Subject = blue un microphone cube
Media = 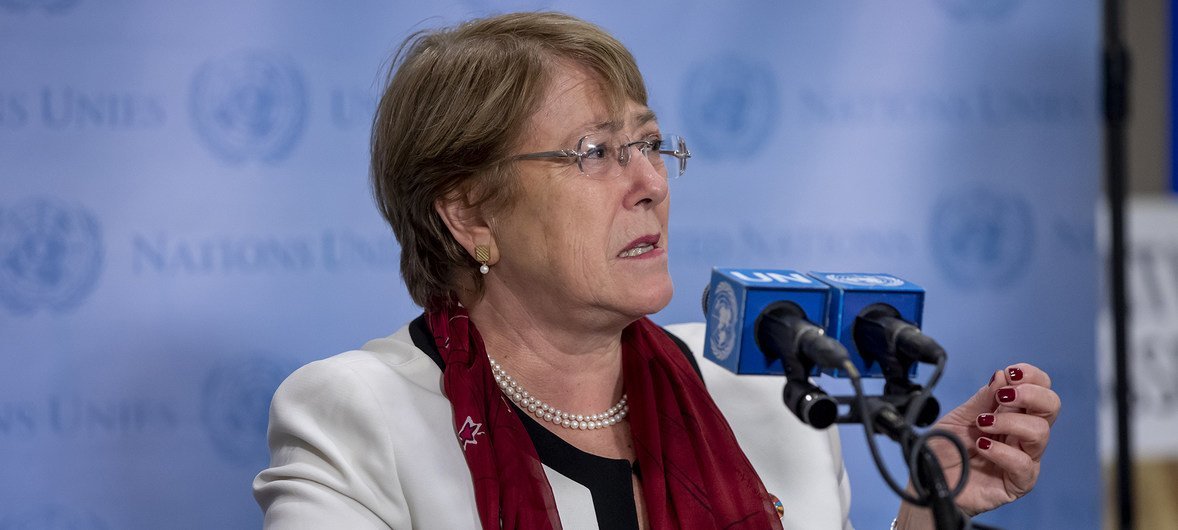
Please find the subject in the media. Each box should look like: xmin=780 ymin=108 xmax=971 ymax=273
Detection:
xmin=808 ymin=272 xmax=925 ymax=378
xmin=703 ymin=268 xmax=832 ymax=376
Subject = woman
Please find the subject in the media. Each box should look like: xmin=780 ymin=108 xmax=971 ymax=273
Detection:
xmin=253 ymin=12 xmax=1060 ymax=529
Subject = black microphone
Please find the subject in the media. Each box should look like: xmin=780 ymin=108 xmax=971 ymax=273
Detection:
xmin=855 ymin=303 xmax=946 ymax=370
xmin=702 ymin=268 xmax=853 ymax=428
xmin=810 ymin=272 xmax=946 ymax=426
xmin=755 ymin=301 xmax=849 ymax=429
xmin=755 ymin=301 xmax=850 ymax=377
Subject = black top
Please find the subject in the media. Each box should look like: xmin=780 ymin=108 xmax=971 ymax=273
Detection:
xmin=408 ymin=314 xmax=701 ymax=530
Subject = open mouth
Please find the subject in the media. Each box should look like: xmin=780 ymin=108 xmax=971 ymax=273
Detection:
xmin=618 ymin=235 xmax=660 ymax=258
xmin=618 ymin=243 xmax=656 ymax=258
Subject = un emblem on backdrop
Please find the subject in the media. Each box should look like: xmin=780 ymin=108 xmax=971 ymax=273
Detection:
xmin=930 ymin=186 xmax=1034 ymax=289
xmin=0 ymin=505 xmax=108 ymax=530
xmin=0 ymin=0 xmax=79 ymax=13
xmin=0 ymin=197 xmax=103 ymax=314
xmin=936 ymin=0 xmax=1022 ymax=21
xmin=201 ymin=356 xmax=292 ymax=467
xmin=681 ymin=54 xmax=778 ymax=160
xmin=189 ymin=51 xmax=307 ymax=164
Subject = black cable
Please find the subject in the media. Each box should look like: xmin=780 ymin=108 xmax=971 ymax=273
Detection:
xmin=911 ymin=442 xmax=964 ymax=529
xmin=846 ymin=362 xmax=926 ymax=505
xmin=907 ymin=429 xmax=970 ymax=501
xmin=903 ymin=355 xmax=947 ymax=431
xmin=845 ymin=356 xmax=982 ymax=530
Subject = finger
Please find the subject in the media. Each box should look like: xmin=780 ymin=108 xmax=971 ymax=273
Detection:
xmin=1001 ymin=363 xmax=1052 ymax=389
xmin=974 ymin=413 xmax=1051 ymax=459
xmin=994 ymin=385 xmax=1061 ymax=426
xmin=984 ymin=370 xmax=1009 ymax=414
xmin=974 ymin=437 xmax=1040 ymax=495
xmin=986 ymin=371 xmax=1022 ymax=425
xmin=985 ymin=367 xmax=1028 ymax=412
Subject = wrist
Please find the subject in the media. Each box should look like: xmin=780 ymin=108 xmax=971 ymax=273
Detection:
xmin=894 ymin=501 xmax=934 ymax=530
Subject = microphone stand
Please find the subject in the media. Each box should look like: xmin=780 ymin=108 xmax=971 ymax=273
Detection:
xmin=759 ymin=303 xmax=993 ymax=528
xmin=835 ymin=388 xmax=992 ymax=530
xmin=912 ymin=439 xmax=964 ymax=530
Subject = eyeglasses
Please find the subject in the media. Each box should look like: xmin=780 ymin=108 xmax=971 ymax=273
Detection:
xmin=511 ymin=133 xmax=691 ymax=178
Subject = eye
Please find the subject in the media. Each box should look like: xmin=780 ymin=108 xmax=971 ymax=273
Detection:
xmin=637 ymin=132 xmax=663 ymax=151
xmin=582 ymin=143 xmax=610 ymax=160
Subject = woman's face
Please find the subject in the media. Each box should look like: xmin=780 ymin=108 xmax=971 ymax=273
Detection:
xmin=486 ymin=64 xmax=673 ymax=327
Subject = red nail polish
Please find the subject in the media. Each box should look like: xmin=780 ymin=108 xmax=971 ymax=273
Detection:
xmin=977 ymin=437 xmax=993 ymax=450
xmin=997 ymin=388 xmax=1016 ymax=403
xmin=977 ymin=414 xmax=995 ymax=427
xmin=1007 ymin=367 xmax=1024 ymax=381
xmin=989 ymin=372 xmax=996 ymax=386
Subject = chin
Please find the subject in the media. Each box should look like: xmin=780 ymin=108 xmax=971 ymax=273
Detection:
xmin=628 ymin=277 xmax=674 ymax=317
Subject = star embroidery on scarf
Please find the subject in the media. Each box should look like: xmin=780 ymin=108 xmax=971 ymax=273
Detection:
xmin=458 ymin=416 xmax=484 ymax=451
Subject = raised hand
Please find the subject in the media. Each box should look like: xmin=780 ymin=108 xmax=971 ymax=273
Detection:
xmin=896 ymin=363 xmax=1061 ymax=528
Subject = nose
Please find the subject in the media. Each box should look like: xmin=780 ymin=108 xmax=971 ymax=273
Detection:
xmin=621 ymin=147 xmax=668 ymax=209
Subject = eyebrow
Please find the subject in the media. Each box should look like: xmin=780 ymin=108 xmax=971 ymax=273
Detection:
xmin=587 ymin=109 xmax=660 ymax=134
xmin=634 ymin=109 xmax=658 ymax=128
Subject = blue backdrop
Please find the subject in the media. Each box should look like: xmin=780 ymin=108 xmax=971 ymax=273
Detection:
xmin=0 ymin=1 xmax=1100 ymax=528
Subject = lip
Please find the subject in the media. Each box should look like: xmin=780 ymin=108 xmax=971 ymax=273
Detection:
xmin=617 ymin=234 xmax=663 ymax=259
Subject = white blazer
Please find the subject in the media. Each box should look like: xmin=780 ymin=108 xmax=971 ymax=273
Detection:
xmin=253 ymin=322 xmax=853 ymax=529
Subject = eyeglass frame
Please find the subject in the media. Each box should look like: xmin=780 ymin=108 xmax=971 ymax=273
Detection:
xmin=510 ymin=134 xmax=692 ymax=177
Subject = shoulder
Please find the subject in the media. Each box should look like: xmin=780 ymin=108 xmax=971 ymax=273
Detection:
xmin=265 ymin=323 xmax=453 ymax=460
xmin=256 ymin=322 xmax=480 ymax=528
xmin=264 ymin=322 xmax=446 ymax=461
xmin=276 ymin=324 xmax=443 ymax=405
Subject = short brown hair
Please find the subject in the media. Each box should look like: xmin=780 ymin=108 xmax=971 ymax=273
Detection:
xmin=371 ymin=12 xmax=648 ymax=309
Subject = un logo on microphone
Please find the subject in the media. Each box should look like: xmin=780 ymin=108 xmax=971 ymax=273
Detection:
xmin=0 ymin=197 xmax=103 ymax=314
xmin=681 ymin=54 xmax=778 ymax=160
xmin=189 ymin=51 xmax=307 ymax=164
xmin=824 ymin=274 xmax=905 ymax=288
xmin=930 ymin=186 xmax=1033 ymax=289
xmin=707 ymin=281 xmax=739 ymax=361
xmin=201 ymin=355 xmax=293 ymax=467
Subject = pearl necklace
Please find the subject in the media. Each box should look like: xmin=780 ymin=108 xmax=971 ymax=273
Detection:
xmin=488 ymin=357 xmax=629 ymax=430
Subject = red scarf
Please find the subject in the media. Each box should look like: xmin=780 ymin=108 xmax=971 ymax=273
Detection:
xmin=428 ymin=305 xmax=783 ymax=529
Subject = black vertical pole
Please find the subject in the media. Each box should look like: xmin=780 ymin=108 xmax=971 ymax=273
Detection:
xmin=1102 ymin=0 xmax=1133 ymax=528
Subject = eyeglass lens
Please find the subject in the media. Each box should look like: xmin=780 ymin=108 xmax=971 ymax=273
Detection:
xmin=576 ymin=135 xmax=687 ymax=178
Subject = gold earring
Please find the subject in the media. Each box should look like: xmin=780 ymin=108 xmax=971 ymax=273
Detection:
xmin=475 ymin=245 xmax=490 ymax=275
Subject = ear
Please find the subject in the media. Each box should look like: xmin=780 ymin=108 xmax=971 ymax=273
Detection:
xmin=435 ymin=192 xmax=498 ymax=266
